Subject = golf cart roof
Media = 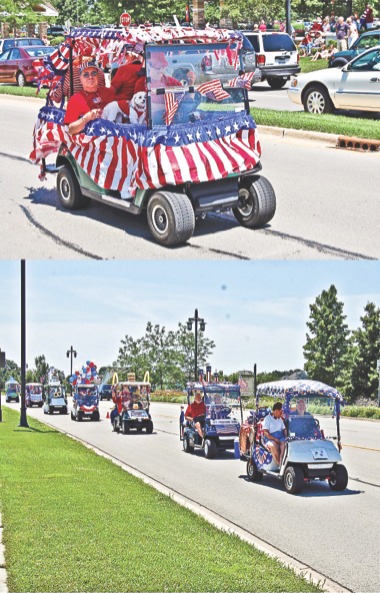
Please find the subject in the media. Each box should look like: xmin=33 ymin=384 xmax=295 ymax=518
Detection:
xmin=117 ymin=381 xmax=151 ymax=387
xmin=256 ymin=379 xmax=343 ymax=400
xmin=26 ymin=382 xmax=43 ymax=387
xmin=188 ymin=382 xmax=240 ymax=392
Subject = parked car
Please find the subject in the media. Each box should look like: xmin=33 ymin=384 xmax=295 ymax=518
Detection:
xmin=26 ymin=382 xmax=43 ymax=407
xmin=0 ymin=45 xmax=54 ymax=86
xmin=5 ymin=378 xmax=20 ymax=403
xmin=180 ymin=381 xmax=242 ymax=459
xmin=71 ymin=384 xmax=100 ymax=421
xmin=240 ymin=34 xmax=261 ymax=86
xmin=43 ymin=383 xmax=68 ymax=414
xmin=329 ymin=29 xmax=380 ymax=68
xmin=242 ymin=31 xmax=300 ymax=88
xmin=0 ymin=37 xmax=45 ymax=54
xmin=99 ymin=383 xmax=112 ymax=401
xmin=47 ymin=25 xmax=67 ymax=37
xmin=239 ymin=379 xmax=348 ymax=494
xmin=288 ymin=45 xmax=380 ymax=114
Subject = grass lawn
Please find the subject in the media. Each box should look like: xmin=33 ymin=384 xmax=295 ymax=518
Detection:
xmin=0 ymin=407 xmax=320 ymax=593
xmin=299 ymin=56 xmax=329 ymax=74
xmin=0 ymin=85 xmax=48 ymax=99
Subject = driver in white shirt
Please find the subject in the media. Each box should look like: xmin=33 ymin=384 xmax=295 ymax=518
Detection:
xmin=262 ymin=402 xmax=287 ymax=467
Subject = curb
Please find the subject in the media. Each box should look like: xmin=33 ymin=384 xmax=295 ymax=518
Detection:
xmin=0 ymin=514 xmax=8 ymax=593
xmin=39 ymin=419 xmax=351 ymax=593
xmin=257 ymin=124 xmax=338 ymax=145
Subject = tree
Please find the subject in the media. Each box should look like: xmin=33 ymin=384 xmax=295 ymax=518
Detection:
xmin=173 ymin=322 xmax=215 ymax=383
xmin=34 ymin=354 xmax=49 ymax=385
xmin=303 ymin=285 xmax=349 ymax=386
xmin=114 ymin=334 xmax=148 ymax=381
xmin=340 ymin=302 xmax=380 ymax=402
xmin=0 ymin=359 xmax=20 ymax=389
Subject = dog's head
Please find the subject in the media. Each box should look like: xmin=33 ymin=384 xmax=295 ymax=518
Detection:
xmin=131 ymin=91 xmax=146 ymax=111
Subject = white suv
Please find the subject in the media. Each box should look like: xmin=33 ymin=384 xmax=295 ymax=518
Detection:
xmin=242 ymin=31 xmax=300 ymax=89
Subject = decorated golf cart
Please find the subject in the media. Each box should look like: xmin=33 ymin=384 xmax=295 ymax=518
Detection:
xmin=180 ymin=379 xmax=242 ymax=458
xmin=111 ymin=372 xmax=153 ymax=434
xmin=43 ymin=382 xmax=68 ymax=414
xmin=29 ymin=25 xmax=276 ymax=246
xmin=69 ymin=361 xmax=100 ymax=421
xmin=26 ymin=382 xmax=44 ymax=407
xmin=239 ymin=379 xmax=348 ymax=494
xmin=5 ymin=378 xmax=20 ymax=403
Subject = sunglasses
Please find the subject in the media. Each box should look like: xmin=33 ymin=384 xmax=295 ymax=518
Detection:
xmin=82 ymin=70 xmax=98 ymax=78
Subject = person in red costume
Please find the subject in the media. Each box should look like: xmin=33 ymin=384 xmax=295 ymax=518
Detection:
xmin=185 ymin=391 xmax=206 ymax=439
xmin=63 ymin=60 xmax=115 ymax=134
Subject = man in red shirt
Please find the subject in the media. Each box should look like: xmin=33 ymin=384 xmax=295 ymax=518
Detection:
xmin=63 ymin=61 xmax=115 ymax=135
xmin=185 ymin=391 xmax=206 ymax=439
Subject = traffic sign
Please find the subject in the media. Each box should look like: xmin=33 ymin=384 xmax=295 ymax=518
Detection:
xmin=120 ymin=12 xmax=131 ymax=27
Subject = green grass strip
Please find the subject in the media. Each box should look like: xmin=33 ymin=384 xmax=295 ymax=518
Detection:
xmin=0 ymin=407 xmax=320 ymax=593
xmin=252 ymin=107 xmax=380 ymax=140
xmin=0 ymin=85 xmax=48 ymax=99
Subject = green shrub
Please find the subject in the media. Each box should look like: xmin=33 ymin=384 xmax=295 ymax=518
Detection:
xmin=150 ymin=390 xmax=187 ymax=404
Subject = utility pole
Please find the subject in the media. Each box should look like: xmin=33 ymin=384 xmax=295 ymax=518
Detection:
xmin=19 ymin=260 xmax=29 ymax=428
xmin=187 ymin=309 xmax=206 ymax=382
xmin=66 ymin=346 xmax=77 ymax=397
xmin=0 ymin=348 xmax=5 ymax=422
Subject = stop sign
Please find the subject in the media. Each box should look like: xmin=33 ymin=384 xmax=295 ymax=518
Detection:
xmin=120 ymin=12 xmax=131 ymax=27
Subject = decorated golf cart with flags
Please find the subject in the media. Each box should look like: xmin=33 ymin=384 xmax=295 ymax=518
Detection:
xmin=239 ymin=379 xmax=348 ymax=494
xmin=110 ymin=372 xmax=153 ymax=434
xmin=180 ymin=378 xmax=243 ymax=458
xmin=5 ymin=378 xmax=20 ymax=403
xmin=29 ymin=24 xmax=276 ymax=246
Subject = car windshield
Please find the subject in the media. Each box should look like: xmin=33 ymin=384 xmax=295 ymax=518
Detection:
xmin=78 ymin=394 xmax=98 ymax=405
xmin=146 ymin=43 xmax=246 ymax=126
xmin=262 ymin=34 xmax=296 ymax=51
xmin=28 ymin=386 xmax=42 ymax=394
xmin=7 ymin=383 xmax=20 ymax=392
xmin=25 ymin=47 xmax=53 ymax=57
xmin=288 ymin=415 xmax=322 ymax=439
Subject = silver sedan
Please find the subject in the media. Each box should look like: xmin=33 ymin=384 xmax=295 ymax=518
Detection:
xmin=287 ymin=45 xmax=380 ymax=114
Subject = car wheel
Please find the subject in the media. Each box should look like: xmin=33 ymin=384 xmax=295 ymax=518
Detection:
xmin=329 ymin=464 xmax=348 ymax=491
xmin=146 ymin=420 xmax=154 ymax=434
xmin=16 ymin=71 xmax=26 ymax=87
xmin=303 ymin=85 xmax=334 ymax=114
xmin=204 ymin=439 xmax=217 ymax=459
xmin=122 ymin=421 xmax=130 ymax=434
xmin=233 ymin=176 xmax=276 ymax=229
xmin=246 ymin=458 xmax=263 ymax=481
xmin=147 ymin=191 xmax=195 ymax=246
xmin=57 ymin=165 xmax=90 ymax=210
xmin=267 ymin=77 xmax=287 ymax=89
xmin=284 ymin=465 xmax=304 ymax=494
xmin=183 ymin=434 xmax=194 ymax=453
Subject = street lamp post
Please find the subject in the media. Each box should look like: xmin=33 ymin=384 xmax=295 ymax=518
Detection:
xmin=19 ymin=260 xmax=29 ymax=428
xmin=66 ymin=346 xmax=77 ymax=396
xmin=0 ymin=348 xmax=5 ymax=422
xmin=186 ymin=309 xmax=206 ymax=382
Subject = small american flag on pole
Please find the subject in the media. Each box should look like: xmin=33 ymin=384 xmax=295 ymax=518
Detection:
xmin=227 ymin=72 xmax=255 ymax=89
xmin=164 ymin=91 xmax=185 ymax=125
xmin=197 ymin=79 xmax=230 ymax=101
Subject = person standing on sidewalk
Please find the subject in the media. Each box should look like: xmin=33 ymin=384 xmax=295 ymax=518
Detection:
xmin=335 ymin=16 xmax=350 ymax=51
xmin=364 ymin=4 xmax=374 ymax=29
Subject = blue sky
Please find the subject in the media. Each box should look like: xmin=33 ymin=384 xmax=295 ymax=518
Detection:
xmin=0 ymin=260 xmax=379 ymax=376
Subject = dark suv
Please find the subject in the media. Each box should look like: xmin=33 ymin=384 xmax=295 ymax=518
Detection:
xmin=99 ymin=383 xmax=113 ymax=401
xmin=0 ymin=37 xmax=44 ymax=54
xmin=329 ymin=30 xmax=380 ymax=68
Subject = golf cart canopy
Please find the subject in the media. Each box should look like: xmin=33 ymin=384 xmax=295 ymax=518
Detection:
xmin=256 ymin=379 xmax=344 ymax=400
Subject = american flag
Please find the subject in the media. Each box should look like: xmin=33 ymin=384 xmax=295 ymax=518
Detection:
xmin=238 ymin=375 xmax=248 ymax=390
xmin=30 ymin=107 xmax=261 ymax=199
xmin=214 ymin=423 xmax=239 ymax=436
xmin=227 ymin=72 xmax=255 ymax=89
xmin=164 ymin=92 xmax=185 ymax=125
xmin=197 ymin=79 xmax=230 ymax=102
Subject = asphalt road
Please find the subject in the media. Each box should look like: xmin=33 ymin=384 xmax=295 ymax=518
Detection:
xmin=1 ymin=95 xmax=380 ymax=260
xmin=5 ymin=398 xmax=379 ymax=593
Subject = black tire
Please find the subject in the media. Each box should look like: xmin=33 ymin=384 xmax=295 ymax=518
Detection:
xmin=147 ymin=191 xmax=195 ymax=246
xmin=71 ymin=410 xmax=75 ymax=420
xmin=247 ymin=458 xmax=263 ymax=481
xmin=122 ymin=421 xmax=130 ymax=435
xmin=48 ymin=406 xmax=53 ymax=415
xmin=284 ymin=465 xmax=304 ymax=494
xmin=77 ymin=411 xmax=83 ymax=422
xmin=267 ymin=77 xmax=287 ymax=89
xmin=16 ymin=71 xmax=26 ymax=87
xmin=329 ymin=465 xmax=348 ymax=491
xmin=16 ymin=397 xmax=20 ymax=403
xmin=57 ymin=165 xmax=90 ymax=210
xmin=183 ymin=434 xmax=194 ymax=453
xmin=146 ymin=420 xmax=154 ymax=434
xmin=204 ymin=439 xmax=217 ymax=459
xmin=303 ymin=85 xmax=334 ymax=115
xmin=112 ymin=418 xmax=119 ymax=433
xmin=92 ymin=411 xmax=100 ymax=421
xmin=233 ymin=176 xmax=276 ymax=228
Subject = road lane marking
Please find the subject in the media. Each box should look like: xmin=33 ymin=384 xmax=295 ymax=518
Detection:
xmin=343 ymin=443 xmax=380 ymax=452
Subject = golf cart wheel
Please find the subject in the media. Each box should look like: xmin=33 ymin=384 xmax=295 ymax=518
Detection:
xmin=48 ymin=406 xmax=53 ymax=415
xmin=183 ymin=434 xmax=194 ymax=453
xmin=146 ymin=420 xmax=154 ymax=434
xmin=267 ymin=77 xmax=286 ymax=89
xmin=77 ymin=411 xmax=83 ymax=422
xmin=284 ymin=466 xmax=304 ymax=494
xmin=92 ymin=411 xmax=100 ymax=421
xmin=147 ymin=191 xmax=195 ymax=246
xmin=57 ymin=165 xmax=90 ymax=210
xmin=303 ymin=85 xmax=334 ymax=115
xmin=234 ymin=176 xmax=276 ymax=229
xmin=122 ymin=421 xmax=130 ymax=435
xmin=204 ymin=439 xmax=217 ymax=459
xmin=247 ymin=458 xmax=263 ymax=481
xmin=71 ymin=410 xmax=75 ymax=420
xmin=112 ymin=418 xmax=119 ymax=433
xmin=16 ymin=397 xmax=20 ymax=403
xmin=329 ymin=464 xmax=348 ymax=491
xmin=16 ymin=71 xmax=26 ymax=87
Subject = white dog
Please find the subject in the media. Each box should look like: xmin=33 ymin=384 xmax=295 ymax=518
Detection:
xmin=102 ymin=92 xmax=146 ymax=125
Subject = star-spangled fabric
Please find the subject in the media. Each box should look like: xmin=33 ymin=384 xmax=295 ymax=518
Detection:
xmin=30 ymin=106 xmax=261 ymax=199
xmin=256 ymin=380 xmax=343 ymax=400
xmin=227 ymin=72 xmax=255 ymax=89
